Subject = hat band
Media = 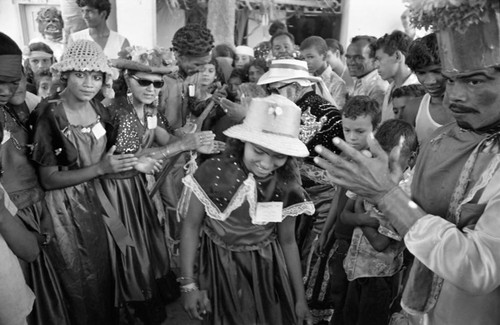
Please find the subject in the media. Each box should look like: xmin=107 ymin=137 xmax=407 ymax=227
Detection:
xmin=262 ymin=129 xmax=296 ymax=138
xmin=269 ymin=63 xmax=308 ymax=72
xmin=0 ymin=55 xmax=22 ymax=81
xmin=27 ymin=51 xmax=53 ymax=59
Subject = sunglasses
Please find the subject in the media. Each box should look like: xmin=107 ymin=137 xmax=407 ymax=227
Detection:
xmin=267 ymin=82 xmax=295 ymax=94
xmin=130 ymin=75 xmax=164 ymax=89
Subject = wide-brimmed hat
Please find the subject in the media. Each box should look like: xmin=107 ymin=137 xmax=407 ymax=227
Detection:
xmin=257 ymin=59 xmax=322 ymax=86
xmin=235 ymin=45 xmax=254 ymax=58
xmin=51 ymin=39 xmax=112 ymax=75
xmin=223 ymin=94 xmax=309 ymax=158
xmin=110 ymin=46 xmax=174 ymax=75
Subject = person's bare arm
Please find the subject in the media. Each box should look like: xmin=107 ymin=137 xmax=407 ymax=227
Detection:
xmin=278 ymin=216 xmax=312 ymax=325
xmin=39 ymin=146 xmax=137 ymax=190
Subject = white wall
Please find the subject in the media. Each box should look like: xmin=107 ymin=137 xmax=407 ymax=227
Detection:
xmin=341 ymin=0 xmax=407 ymax=47
xmin=156 ymin=5 xmax=185 ymax=49
xmin=115 ymin=0 xmax=156 ymax=48
xmin=0 ymin=0 xmax=24 ymax=47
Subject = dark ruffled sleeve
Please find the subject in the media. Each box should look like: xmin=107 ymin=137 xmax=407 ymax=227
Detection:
xmin=30 ymin=99 xmax=78 ymax=167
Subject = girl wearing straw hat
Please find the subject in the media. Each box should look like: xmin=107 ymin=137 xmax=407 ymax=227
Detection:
xmin=179 ymin=95 xmax=314 ymax=324
xmin=31 ymin=39 xmax=135 ymax=325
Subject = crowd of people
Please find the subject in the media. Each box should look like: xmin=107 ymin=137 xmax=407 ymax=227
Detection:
xmin=1 ymin=0 xmax=500 ymax=324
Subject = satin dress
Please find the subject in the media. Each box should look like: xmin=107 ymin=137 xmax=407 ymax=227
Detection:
xmin=101 ymin=98 xmax=171 ymax=324
xmin=31 ymin=97 xmax=115 ymax=325
xmin=181 ymin=156 xmax=315 ymax=325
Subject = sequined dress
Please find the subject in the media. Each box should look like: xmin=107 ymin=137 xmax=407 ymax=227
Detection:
xmin=31 ymin=97 xmax=115 ymax=325
xmin=294 ymin=91 xmax=344 ymax=324
xmin=181 ymin=156 xmax=315 ymax=325
xmin=101 ymin=97 xmax=170 ymax=323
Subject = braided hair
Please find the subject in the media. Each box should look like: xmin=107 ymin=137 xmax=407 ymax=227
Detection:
xmin=172 ymin=24 xmax=214 ymax=57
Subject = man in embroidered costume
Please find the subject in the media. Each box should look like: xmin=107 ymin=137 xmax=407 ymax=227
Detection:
xmin=315 ymin=1 xmax=500 ymax=324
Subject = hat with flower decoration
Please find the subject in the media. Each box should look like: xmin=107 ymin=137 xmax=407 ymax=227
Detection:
xmin=110 ymin=46 xmax=175 ymax=75
xmin=223 ymin=94 xmax=309 ymax=157
xmin=405 ymin=0 xmax=500 ymax=74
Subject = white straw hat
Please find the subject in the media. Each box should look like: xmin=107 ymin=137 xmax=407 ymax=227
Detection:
xmin=257 ymin=59 xmax=322 ymax=86
xmin=235 ymin=45 xmax=255 ymax=58
xmin=223 ymin=94 xmax=309 ymax=157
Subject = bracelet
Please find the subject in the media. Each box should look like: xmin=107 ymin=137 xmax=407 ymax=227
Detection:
xmin=180 ymin=282 xmax=199 ymax=293
xmin=161 ymin=147 xmax=170 ymax=159
xmin=176 ymin=276 xmax=196 ymax=283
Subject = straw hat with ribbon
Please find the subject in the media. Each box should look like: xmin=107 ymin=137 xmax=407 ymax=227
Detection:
xmin=257 ymin=59 xmax=337 ymax=106
xmin=223 ymin=94 xmax=309 ymax=158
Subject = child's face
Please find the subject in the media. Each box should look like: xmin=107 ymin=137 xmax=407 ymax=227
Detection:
xmin=243 ymin=142 xmax=287 ymax=178
xmin=342 ymin=114 xmax=374 ymax=151
xmin=301 ymin=47 xmax=325 ymax=74
xmin=37 ymin=76 xmax=53 ymax=99
xmin=235 ymin=54 xmax=251 ymax=69
xmin=200 ymin=63 xmax=216 ymax=86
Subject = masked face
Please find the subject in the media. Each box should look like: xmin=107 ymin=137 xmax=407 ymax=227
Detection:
xmin=37 ymin=9 xmax=63 ymax=40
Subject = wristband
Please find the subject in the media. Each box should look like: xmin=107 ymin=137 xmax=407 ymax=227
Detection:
xmin=180 ymin=282 xmax=199 ymax=293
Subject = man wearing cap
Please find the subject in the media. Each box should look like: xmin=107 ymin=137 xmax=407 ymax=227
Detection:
xmin=315 ymin=2 xmax=500 ymax=324
xmin=257 ymin=59 xmax=343 ymax=277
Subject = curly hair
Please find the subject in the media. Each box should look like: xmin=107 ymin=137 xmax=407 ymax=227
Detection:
xmin=342 ymin=95 xmax=381 ymax=129
xmin=405 ymin=33 xmax=440 ymax=72
xmin=370 ymin=30 xmax=413 ymax=58
xmin=172 ymin=24 xmax=214 ymax=57
xmin=36 ymin=7 xmax=63 ymax=29
xmin=76 ymin=0 xmax=111 ymax=19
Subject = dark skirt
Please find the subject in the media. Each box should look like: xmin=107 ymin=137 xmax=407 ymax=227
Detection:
xmin=199 ymin=229 xmax=298 ymax=325
xmin=14 ymin=191 xmax=71 ymax=325
xmin=100 ymin=172 xmax=170 ymax=324
xmin=44 ymin=181 xmax=115 ymax=325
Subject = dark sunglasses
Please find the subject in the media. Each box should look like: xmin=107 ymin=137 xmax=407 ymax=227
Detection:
xmin=130 ymin=75 xmax=164 ymax=89
xmin=267 ymin=82 xmax=295 ymax=94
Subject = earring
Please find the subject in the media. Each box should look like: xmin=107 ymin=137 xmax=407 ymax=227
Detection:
xmin=152 ymin=95 xmax=159 ymax=108
xmin=126 ymin=88 xmax=133 ymax=105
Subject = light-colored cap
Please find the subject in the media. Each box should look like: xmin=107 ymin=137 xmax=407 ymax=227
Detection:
xmin=235 ymin=45 xmax=255 ymax=58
